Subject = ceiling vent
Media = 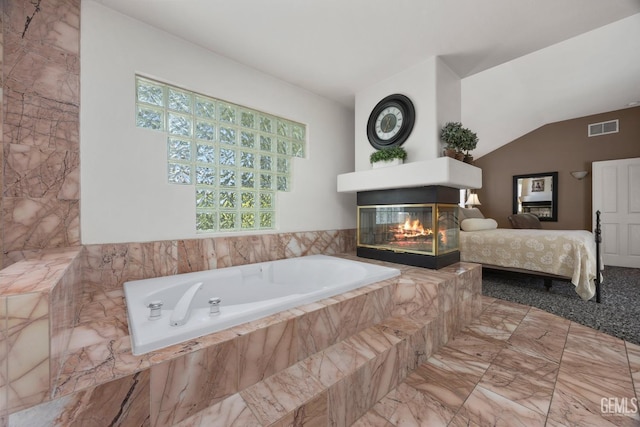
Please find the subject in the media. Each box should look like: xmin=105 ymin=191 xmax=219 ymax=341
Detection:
xmin=588 ymin=119 xmax=618 ymax=137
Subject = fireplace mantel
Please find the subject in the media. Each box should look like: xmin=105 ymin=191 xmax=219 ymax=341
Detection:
xmin=337 ymin=157 xmax=482 ymax=193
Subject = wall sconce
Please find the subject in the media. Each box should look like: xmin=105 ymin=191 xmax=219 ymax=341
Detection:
xmin=465 ymin=191 xmax=481 ymax=207
xmin=570 ymin=171 xmax=588 ymax=180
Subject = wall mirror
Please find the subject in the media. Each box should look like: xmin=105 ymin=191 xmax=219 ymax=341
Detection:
xmin=512 ymin=172 xmax=558 ymax=221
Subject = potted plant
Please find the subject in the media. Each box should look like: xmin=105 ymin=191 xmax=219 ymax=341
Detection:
xmin=440 ymin=122 xmax=465 ymax=160
xmin=440 ymin=122 xmax=478 ymax=163
xmin=370 ymin=146 xmax=407 ymax=168
xmin=459 ymin=127 xmax=478 ymax=164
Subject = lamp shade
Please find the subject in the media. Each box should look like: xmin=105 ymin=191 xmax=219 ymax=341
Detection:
xmin=465 ymin=193 xmax=481 ymax=206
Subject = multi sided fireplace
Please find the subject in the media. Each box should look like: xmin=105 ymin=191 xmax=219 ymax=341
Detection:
xmin=356 ymin=186 xmax=460 ymax=269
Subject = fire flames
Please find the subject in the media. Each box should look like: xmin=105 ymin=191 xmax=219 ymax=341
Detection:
xmin=393 ymin=217 xmax=432 ymax=240
xmin=391 ymin=217 xmax=448 ymax=246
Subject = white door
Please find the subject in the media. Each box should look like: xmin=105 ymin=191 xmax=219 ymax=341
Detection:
xmin=592 ymin=157 xmax=640 ymax=268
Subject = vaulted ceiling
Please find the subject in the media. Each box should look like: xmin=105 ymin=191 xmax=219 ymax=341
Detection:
xmin=95 ymin=0 xmax=640 ymax=157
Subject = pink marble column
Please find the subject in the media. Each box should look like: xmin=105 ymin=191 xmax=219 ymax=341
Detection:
xmin=2 ymin=0 xmax=80 ymax=257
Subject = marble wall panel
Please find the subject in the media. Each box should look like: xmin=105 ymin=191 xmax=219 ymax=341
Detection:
xmin=377 ymin=316 xmax=427 ymax=377
xmin=341 ymin=364 xmax=373 ymax=426
xmin=150 ymin=340 xmax=238 ymax=427
xmin=8 ymin=370 xmax=150 ymax=426
xmin=3 ymin=144 xmax=79 ymax=199
xmin=270 ymin=391 xmax=327 ymax=427
xmin=237 ymin=318 xmax=297 ymax=390
xmin=424 ymin=316 xmax=443 ymax=359
xmin=330 ymin=293 xmax=369 ymax=340
xmin=363 ymin=285 xmax=394 ymax=328
xmin=82 ymin=230 xmax=355 ymax=293
xmin=176 ymin=238 xmax=217 ymax=273
xmin=392 ymin=269 xmax=443 ymax=322
xmin=366 ymin=345 xmax=403 ymax=406
xmin=5 ymin=292 xmax=49 ymax=413
xmin=295 ymin=286 xmax=393 ymax=362
xmin=82 ymin=242 xmax=178 ymax=290
xmin=300 ymin=341 xmax=369 ymax=389
xmin=282 ymin=230 xmax=347 ymax=259
xmin=207 ymin=230 xmax=357 ymax=270
xmin=2 ymin=87 xmax=78 ymax=151
xmin=3 ymin=0 xmax=79 ymax=103
xmin=2 ymin=0 xmax=80 ymax=255
xmin=2 ymin=197 xmax=79 ymax=252
xmin=173 ymin=393 xmax=261 ymax=427
xmin=295 ymin=304 xmax=341 ymax=360
xmin=239 ymin=364 xmax=324 ymax=426
xmin=49 ymin=252 xmax=81 ymax=388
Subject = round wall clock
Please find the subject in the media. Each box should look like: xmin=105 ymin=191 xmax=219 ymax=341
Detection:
xmin=366 ymin=94 xmax=415 ymax=149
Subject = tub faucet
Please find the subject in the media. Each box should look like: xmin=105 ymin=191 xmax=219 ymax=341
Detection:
xmin=170 ymin=282 xmax=203 ymax=326
xmin=147 ymin=300 xmax=163 ymax=320
xmin=209 ymin=297 xmax=222 ymax=315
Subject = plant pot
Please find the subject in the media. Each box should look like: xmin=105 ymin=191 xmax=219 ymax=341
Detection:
xmin=455 ymin=151 xmax=465 ymax=161
xmin=444 ymin=148 xmax=458 ymax=159
xmin=463 ymin=154 xmax=474 ymax=164
xmin=372 ymin=158 xmax=403 ymax=168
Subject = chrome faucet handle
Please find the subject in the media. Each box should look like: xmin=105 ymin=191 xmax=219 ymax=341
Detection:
xmin=148 ymin=300 xmax=163 ymax=320
xmin=209 ymin=297 xmax=222 ymax=315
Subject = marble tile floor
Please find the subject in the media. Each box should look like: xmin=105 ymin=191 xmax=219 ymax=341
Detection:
xmin=355 ymin=296 xmax=640 ymax=427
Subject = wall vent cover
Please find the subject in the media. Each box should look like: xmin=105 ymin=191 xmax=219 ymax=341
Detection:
xmin=588 ymin=119 xmax=619 ymax=137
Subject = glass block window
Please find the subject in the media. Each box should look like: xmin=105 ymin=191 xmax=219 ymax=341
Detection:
xmin=135 ymin=76 xmax=306 ymax=233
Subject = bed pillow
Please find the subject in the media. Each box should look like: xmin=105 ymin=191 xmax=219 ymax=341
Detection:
xmin=461 ymin=218 xmax=498 ymax=232
xmin=458 ymin=207 xmax=485 ymax=224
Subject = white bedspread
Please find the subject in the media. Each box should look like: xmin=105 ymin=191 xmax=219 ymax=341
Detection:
xmin=460 ymin=229 xmax=599 ymax=300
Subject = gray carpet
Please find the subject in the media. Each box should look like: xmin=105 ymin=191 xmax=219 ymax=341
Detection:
xmin=481 ymin=266 xmax=640 ymax=346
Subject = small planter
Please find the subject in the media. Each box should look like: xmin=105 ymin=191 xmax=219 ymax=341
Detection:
xmin=372 ymin=158 xmax=403 ymax=168
xmin=369 ymin=146 xmax=407 ymax=168
xmin=443 ymin=148 xmax=458 ymax=158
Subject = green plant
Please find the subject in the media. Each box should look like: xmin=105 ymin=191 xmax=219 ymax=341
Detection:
xmin=440 ymin=122 xmax=478 ymax=155
xmin=440 ymin=122 xmax=465 ymax=151
xmin=458 ymin=128 xmax=478 ymax=155
xmin=370 ymin=146 xmax=407 ymax=163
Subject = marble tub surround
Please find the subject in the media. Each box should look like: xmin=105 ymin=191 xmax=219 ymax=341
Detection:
xmin=174 ymin=266 xmax=479 ymax=427
xmin=56 ymin=262 xmax=408 ymax=395
xmin=6 ymin=258 xmax=480 ymax=426
xmin=0 ymin=247 xmax=82 ymax=415
xmin=356 ymin=297 xmax=640 ymax=427
xmin=0 ymin=228 xmax=355 ymax=421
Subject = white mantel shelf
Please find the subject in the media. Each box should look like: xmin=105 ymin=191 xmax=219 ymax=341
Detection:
xmin=337 ymin=157 xmax=482 ymax=193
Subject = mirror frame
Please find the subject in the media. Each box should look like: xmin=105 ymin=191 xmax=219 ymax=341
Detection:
xmin=512 ymin=171 xmax=558 ymax=222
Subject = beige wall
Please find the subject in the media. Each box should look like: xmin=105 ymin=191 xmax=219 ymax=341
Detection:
xmin=474 ymin=106 xmax=640 ymax=230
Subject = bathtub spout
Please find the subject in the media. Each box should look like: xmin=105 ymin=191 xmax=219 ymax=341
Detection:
xmin=170 ymin=282 xmax=203 ymax=326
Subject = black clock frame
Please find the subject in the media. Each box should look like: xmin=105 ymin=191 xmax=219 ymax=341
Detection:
xmin=366 ymin=94 xmax=415 ymax=150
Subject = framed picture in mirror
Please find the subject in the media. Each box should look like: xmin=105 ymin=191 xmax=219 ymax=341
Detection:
xmin=513 ymin=172 xmax=558 ymax=221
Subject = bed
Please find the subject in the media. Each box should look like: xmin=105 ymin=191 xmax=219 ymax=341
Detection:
xmin=458 ymin=208 xmax=603 ymax=302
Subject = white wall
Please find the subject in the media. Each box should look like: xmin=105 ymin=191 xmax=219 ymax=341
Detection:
xmin=80 ymin=1 xmax=355 ymax=244
xmin=354 ymin=57 xmax=461 ymax=172
xmin=462 ymin=13 xmax=640 ymax=159
xmin=435 ymin=60 xmax=462 ymax=142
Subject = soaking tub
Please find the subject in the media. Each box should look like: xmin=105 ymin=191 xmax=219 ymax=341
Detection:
xmin=123 ymin=255 xmax=400 ymax=355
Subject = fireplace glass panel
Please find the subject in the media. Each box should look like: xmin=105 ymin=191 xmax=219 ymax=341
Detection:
xmin=357 ymin=204 xmax=459 ymax=256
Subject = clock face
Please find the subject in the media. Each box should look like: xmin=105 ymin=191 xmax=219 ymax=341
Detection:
xmin=375 ymin=107 xmax=403 ymax=140
xmin=367 ymin=94 xmax=415 ymax=149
